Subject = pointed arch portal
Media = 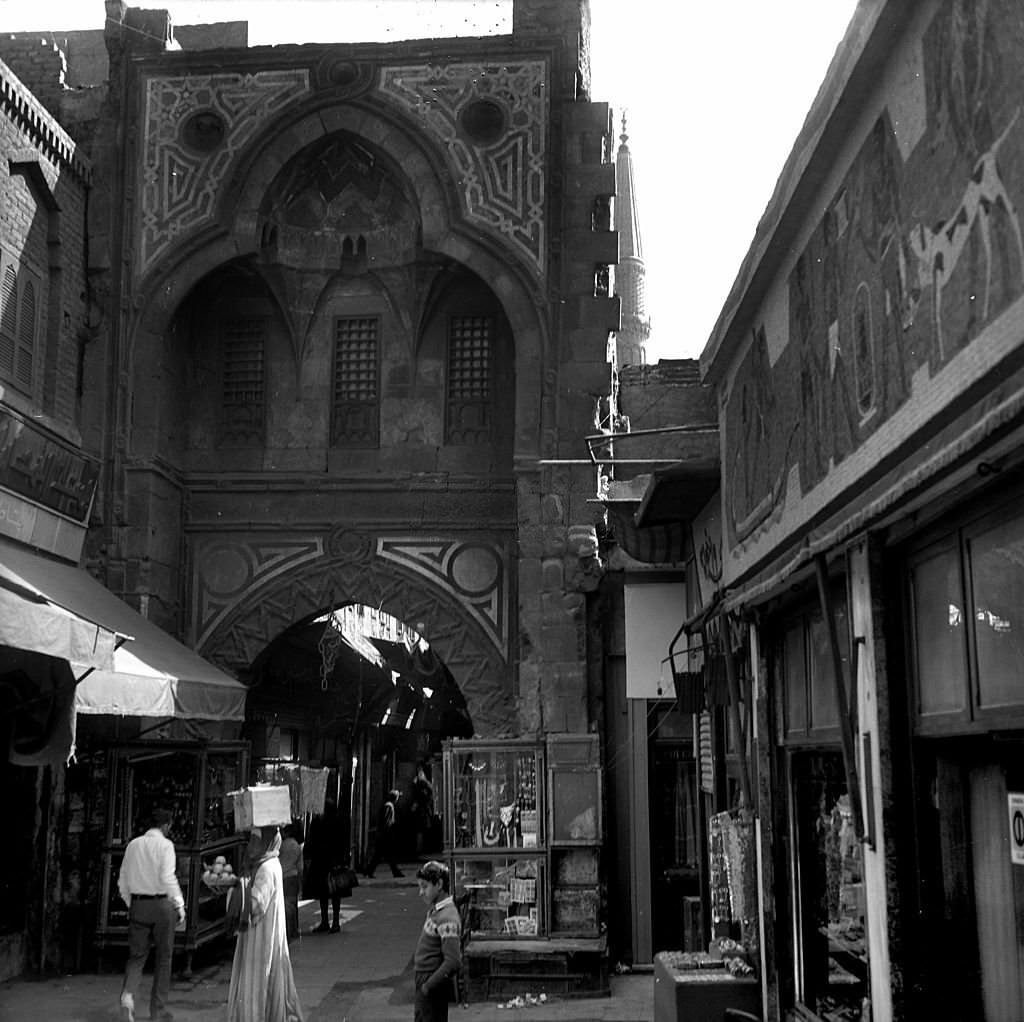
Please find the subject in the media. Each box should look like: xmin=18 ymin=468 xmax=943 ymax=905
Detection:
xmin=193 ymin=528 xmax=516 ymax=737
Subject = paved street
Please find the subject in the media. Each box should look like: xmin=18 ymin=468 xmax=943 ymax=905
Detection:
xmin=0 ymin=871 xmax=652 ymax=1022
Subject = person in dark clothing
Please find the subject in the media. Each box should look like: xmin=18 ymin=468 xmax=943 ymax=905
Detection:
xmin=304 ymin=801 xmax=346 ymax=933
xmin=365 ymin=789 xmax=403 ymax=879
xmin=411 ymin=762 xmax=436 ymax=855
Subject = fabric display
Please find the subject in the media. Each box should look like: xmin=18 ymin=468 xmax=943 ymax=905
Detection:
xmin=720 ymin=810 xmax=756 ymax=925
xmin=274 ymin=764 xmax=330 ymax=818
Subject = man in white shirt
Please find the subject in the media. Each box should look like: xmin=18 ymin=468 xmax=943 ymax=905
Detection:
xmin=117 ymin=807 xmax=186 ymax=1022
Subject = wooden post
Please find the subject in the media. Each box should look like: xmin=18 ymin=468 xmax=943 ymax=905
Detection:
xmin=813 ymin=554 xmax=864 ymax=840
xmin=721 ymin=616 xmax=753 ymax=811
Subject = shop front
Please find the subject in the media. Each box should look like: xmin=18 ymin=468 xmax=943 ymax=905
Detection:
xmin=1 ymin=528 xmax=248 ymax=977
xmin=693 ymin=2 xmax=1024 ymax=1018
xmin=896 ymin=477 xmax=1024 ymax=1018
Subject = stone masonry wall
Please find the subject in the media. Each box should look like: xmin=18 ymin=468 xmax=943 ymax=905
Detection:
xmin=0 ymin=58 xmax=91 ymax=439
xmin=514 ymin=82 xmax=618 ymax=735
xmin=0 ymin=37 xmax=69 ymax=123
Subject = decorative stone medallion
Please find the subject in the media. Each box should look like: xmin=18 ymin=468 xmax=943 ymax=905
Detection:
xmin=379 ymin=61 xmax=548 ymax=276
xmin=376 ymin=536 xmax=510 ymax=660
xmin=138 ymin=69 xmax=310 ymax=277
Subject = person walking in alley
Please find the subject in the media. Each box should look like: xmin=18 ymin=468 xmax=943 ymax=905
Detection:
xmin=413 ymin=860 xmax=462 ymax=1022
xmin=227 ymin=826 xmax=304 ymax=1022
xmin=117 ymin=807 xmax=186 ymax=1022
xmin=304 ymin=796 xmax=345 ymax=932
xmin=278 ymin=823 xmax=303 ymax=941
xmin=411 ymin=761 xmax=437 ymax=855
xmin=365 ymin=788 xmax=403 ymax=878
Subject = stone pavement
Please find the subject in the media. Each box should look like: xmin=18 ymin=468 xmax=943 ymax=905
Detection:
xmin=0 ymin=868 xmax=652 ymax=1022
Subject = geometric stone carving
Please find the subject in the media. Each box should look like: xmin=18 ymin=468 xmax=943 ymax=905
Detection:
xmin=139 ymin=69 xmax=311 ymax=276
xmin=191 ymin=532 xmax=515 ymax=736
xmin=192 ymin=534 xmax=324 ymax=648
xmin=376 ymin=536 xmax=509 ymax=660
xmin=379 ymin=61 xmax=548 ymax=276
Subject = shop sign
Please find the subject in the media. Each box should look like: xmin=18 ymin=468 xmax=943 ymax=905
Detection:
xmin=0 ymin=406 xmax=98 ymax=523
xmin=1008 ymin=792 xmax=1024 ymax=865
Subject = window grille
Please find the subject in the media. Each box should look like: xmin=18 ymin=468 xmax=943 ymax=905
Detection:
xmin=447 ymin=316 xmax=492 ymax=444
xmin=332 ymin=316 xmax=379 ymax=447
xmin=219 ymin=318 xmax=266 ymax=445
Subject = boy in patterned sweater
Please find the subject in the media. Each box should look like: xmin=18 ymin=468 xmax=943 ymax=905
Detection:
xmin=413 ymin=860 xmax=462 ymax=1022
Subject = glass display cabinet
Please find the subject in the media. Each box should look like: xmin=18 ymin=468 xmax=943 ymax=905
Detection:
xmin=444 ymin=739 xmax=547 ymax=936
xmin=453 ymin=855 xmax=545 ymax=937
xmin=443 ymin=737 xmax=604 ymax=941
xmin=444 ymin=736 xmax=608 ymax=1001
xmin=96 ymin=741 xmax=249 ymax=968
xmin=547 ymin=735 xmax=602 ymax=938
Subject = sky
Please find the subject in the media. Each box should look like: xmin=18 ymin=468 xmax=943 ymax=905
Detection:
xmin=0 ymin=0 xmax=859 ymax=362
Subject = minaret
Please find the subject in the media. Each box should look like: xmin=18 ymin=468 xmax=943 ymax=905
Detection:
xmin=613 ymin=113 xmax=650 ymax=366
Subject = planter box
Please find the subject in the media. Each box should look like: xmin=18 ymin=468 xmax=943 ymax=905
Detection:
xmin=230 ymin=785 xmax=291 ymax=830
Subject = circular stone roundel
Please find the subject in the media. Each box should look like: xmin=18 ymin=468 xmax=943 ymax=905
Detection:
xmin=449 ymin=544 xmax=501 ymax=596
xmin=180 ymin=109 xmax=227 ymax=153
xmin=458 ymin=98 xmax=507 ymax=146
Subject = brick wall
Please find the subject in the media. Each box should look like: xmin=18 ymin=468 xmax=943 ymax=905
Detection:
xmin=0 ymin=58 xmax=92 ymax=440
xmin=0 ymin=36 xmax=68 ymax=122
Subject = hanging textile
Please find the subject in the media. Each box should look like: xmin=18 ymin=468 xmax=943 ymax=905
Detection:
xmin=300 ymin=765 xmax=329 ymax=816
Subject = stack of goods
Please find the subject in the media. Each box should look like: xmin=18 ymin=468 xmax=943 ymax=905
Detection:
xmin=229 ymin=784 xmax=291 ymax=831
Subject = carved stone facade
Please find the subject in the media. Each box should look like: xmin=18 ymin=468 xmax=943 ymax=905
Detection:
xmin=80 ymin=2 xmax=620 ymax=742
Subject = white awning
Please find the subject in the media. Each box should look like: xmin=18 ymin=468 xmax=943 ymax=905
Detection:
xmin=0 ymin=538 xmax=246 ymax=721
xmin=0 ymin=552 xmax=118 ymax=670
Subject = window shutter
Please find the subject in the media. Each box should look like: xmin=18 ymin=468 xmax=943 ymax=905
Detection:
xmin=0 ymin=263 xmax=16 ymax=377
xmin=16 ymin=278 xmax=35 ymax=388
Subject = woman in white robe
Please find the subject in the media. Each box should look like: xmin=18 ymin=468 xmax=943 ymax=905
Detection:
xmin=228 ymin=827 xmax=304 ymax=1022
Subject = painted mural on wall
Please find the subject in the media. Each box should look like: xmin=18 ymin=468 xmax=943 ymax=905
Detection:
xmin=724 ymin=0 xmax=1024 ymax=581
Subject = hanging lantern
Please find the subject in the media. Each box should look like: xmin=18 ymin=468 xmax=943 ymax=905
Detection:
xmin=317 ymin=613 xmax=345 ymax=692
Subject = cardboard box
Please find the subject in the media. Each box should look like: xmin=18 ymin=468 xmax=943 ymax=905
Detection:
xmin=230 ymin=785 xmax=291 ymax=831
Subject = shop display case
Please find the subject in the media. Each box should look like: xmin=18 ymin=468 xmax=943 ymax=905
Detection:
xmin=96 ymin=741 xmax=249 ymax=965
xmin=444 ymin=737 xmax=604 ymax=941
xmin=444 ymin=736 xmax=609 ymax=1001
xmin=444 ymin=739 xmax=546 ymax=937
xmin=453 ymin=855 xmax=545 ymax=937
xmin=547 ymin=735 xmax=602 ymax=938
xmin=446 ymin=739 xmax=543 ymax=851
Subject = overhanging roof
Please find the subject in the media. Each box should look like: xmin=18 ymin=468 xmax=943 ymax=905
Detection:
xmin=635 ymin=459 xmax=720 ymax=528
xmin=0 ymin=562 xmax=118 ymax=670
xmin=0 ymin=538 xmax=246 ymax=721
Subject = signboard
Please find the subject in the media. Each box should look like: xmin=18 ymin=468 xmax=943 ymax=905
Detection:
xmin=1008 ymin=792 xmax=1024 ymax=865
xmin=0 ymin=406 xmax=99 ymax=523
xmin=624 ymin=581 xmax=685 ymax=699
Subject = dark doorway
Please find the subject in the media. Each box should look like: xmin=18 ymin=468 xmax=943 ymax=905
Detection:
xmin=650 ymin=738 xmax=701 ymax=953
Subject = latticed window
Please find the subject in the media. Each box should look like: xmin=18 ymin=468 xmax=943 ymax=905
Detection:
xmin=219 ymin=318 xmax=266 ymax=446
xmin=332 ymin=316 xmax=379 ymax=447
xmin=447 ymin=316 xmax=492 ymax=444
xmin=0 ymin=252 xmax=39 ymax=393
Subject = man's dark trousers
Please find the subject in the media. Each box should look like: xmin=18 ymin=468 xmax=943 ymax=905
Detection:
xmin=414 ymin=972 xmax=450 ymax=1022
xmin=123 ymin=896 xmax=177 ymax=1018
